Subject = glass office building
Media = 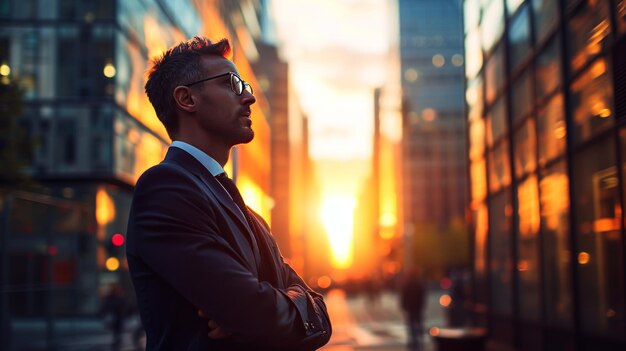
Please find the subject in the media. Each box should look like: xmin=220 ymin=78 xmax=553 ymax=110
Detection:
xmin=465 ymin=0 xmax=626 ymax=350
xmin=0 ymin=0 xmax=271 ymax=349
xmin=399 ymin=0 xmax=467 ymax=233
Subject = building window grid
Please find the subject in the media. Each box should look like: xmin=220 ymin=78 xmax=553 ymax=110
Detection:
xmin=467 ymin=0 xmax=626 ymax=341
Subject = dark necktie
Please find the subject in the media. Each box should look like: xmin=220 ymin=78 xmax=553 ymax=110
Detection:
xmin=215 ymin=173 xmax=248 ymax=215
xmin=214 ymin=173 xmax=279 ymax=281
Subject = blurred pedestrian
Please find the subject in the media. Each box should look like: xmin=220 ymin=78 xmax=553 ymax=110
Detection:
xmin=400 ymin=268 xmax=427 ymax=350
xmin=126 ymin=36 xmax=331 ymax=350
xmin=101 ymin=283 xmax=126 ymax=351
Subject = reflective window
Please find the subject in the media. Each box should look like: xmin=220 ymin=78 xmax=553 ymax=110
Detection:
xmin=532 ymin=0 xmax=559 ymax=44
xmin=618 ymin=0 xmax=626 ymax=34
xmin=58 ymin=0 xmax=114 ymax=20
xmin=471 ymin=158 xmax=488 ymax=203
xmin=469 ymin=118 xmax=486 ymax=161
xmin=567 ymin=0 xmax=611 ymax=73
xmin=517 ymin=175 xmax=541 ymax=321
xmin=467 ymin=77 xmax=484 ymax=121
xmin=572 ymin=139 xmax=625 ymax=337
xmin=508 ymin=4 xmax=531 ymax=72
xmin=537 ymin=94 xmax=566 ymax=166
xmin=511 ymin=69 xmax=533 ymax=124
xmin=488 ymin=141 xmax=512 ymax=193
xmin=570 ymin=58 xmax=614 ymax=145
xmin=481 ymin=0 xmax=505 ymax=52
xmin=513 ymin=118 xmax=537 ymax=179
xmin=464 ymin=0 xmax=481 ymax=34
xmin=485 ymin=43 xmax=505 ymax=104
xmin=473 ymin=202 xmax=489 ymax=307
xmin=486 ymin=97 xmax=507 ymax=146
xmin=535 ymin=36 xmax=562 ymax=102
xmin=489 ymin=190 xmax=513 ymax=315
xmin=465 ymin=28 xmax=483 ymax=79
xmin=540 ymin=161 xmax=573 ymax=327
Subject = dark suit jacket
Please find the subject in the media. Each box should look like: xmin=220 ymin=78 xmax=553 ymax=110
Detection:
xmin=126 ymin=147 xmax=331 ymax=350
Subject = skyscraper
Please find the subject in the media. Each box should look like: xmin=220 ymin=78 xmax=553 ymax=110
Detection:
xmin=465 ymin=0 xmax=626 ymax=350
xmin=399 ymin=0 xmax=467 ymax=235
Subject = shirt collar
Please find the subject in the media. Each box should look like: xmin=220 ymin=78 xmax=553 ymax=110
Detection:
xmin=170 ymin=140 xmax=224 ymax=177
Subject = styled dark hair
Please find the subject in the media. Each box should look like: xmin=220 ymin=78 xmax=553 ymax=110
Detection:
xmin=145 ymin=36 xmax=231 ymax=139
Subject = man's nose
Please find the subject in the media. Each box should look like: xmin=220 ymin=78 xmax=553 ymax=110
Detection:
xmin=242 ymin=90 xmax=256 ymax=105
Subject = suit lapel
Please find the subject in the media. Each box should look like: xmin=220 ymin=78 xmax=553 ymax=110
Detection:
xmin=163 ymin=148 xmax=262 ymax=273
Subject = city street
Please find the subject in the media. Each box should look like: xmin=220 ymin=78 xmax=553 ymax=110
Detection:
xmin=25 ymin=287 xmax=447 ymax=351
xmin=321 ymin=288 xmax=446 ymax=351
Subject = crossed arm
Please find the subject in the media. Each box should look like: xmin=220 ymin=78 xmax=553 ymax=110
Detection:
xmin=131 ymin=165 xmax=331 ymax=349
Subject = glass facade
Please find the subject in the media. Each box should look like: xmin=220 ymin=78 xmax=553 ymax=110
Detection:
xmin=0 ymin=1 xmax=270 ymax=350
xmin=464 ymin=0 xmax=626 ymax=349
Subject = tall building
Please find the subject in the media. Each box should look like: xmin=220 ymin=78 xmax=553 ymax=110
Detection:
xmin=465 ymin=0 xmax=626 ymax=350
xmin=399 ymin=0 xmax=467 ymax=236
xmin=0 ymin=1 xmax=272 ymax=349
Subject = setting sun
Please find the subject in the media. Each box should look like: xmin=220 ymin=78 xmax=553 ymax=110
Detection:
xmin=321 ymin=195 xmax=356 ymax=269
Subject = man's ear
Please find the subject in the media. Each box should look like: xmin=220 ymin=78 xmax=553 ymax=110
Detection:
xmin=173 ymin=86 xmax=196 ymax=113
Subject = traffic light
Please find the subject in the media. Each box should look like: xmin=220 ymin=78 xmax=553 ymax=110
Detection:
xmin=105 ymin=233 xmax=125 ymax=271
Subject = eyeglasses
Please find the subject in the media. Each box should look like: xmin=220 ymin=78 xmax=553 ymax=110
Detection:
xmin=183 ymin=72 xmax=253 ymax=96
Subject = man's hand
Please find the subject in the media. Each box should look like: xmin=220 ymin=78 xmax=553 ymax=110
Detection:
xmin=197 ymin=309 xmax=230 ymax=339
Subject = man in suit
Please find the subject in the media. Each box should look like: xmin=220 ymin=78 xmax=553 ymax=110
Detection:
xmin=126 ymin=36 xmax=332 ymax=350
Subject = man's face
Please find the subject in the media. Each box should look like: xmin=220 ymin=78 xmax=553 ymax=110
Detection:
xmin=191 ymin=55 xmax=256 ymax=148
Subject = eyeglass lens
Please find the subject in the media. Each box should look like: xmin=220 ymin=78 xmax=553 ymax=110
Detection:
xmin=230 ymin=74 xmax=252 ymax=95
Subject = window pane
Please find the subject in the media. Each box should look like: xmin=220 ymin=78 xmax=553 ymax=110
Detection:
xmin=570 ymin=58 xmax=614 ymax=145
xmin=513 ymin=118 xmax=537 ymax=179
xmin=537 ymin=94 xmax=566 ymax=166
xmin=511 ymin=69 xmax=533 ymax=124
xmin=508 ymin=4 xmax=531 ymax=72
xmin=517 ymin=175 xmax=541 ymax=321
xmin=488 ymin=140 xmax=512 ymax=193
xmin=465 ymin=28 xmax=483 ymax=79
xmin=481 ymin=0 xmax=505 ymax=52
xmin=467 ymin=77 xmax=484 ymax=121
xmin=535 ymin=36 xmax=562 ymax=102
xmin=489 ymin=190 xmax=513 ymax=315
xmin=573 ymin=139 xmax=625 ymax=337
xmin=471 ymin=158 xmax=488 ymax=203
xmin=567 ymin=0 xmax=611 ymax=73
xmin=540 ymin=161 xmax=573 ymax=327
xmin=473 ymin=202 xmax=489 ymax=307
xmin=485 ymin=43 xmax=505 ymax=104
xmin=465 ymin=0 xmax=481 ymax=33
xmin=532 ymin=0 xmax=559 ymax=44
xmin=618 ymin=0 xmax=626 ymax=34
xmin=486 ymin=97 xmax=507 ymax=146
xmin=469 ymin=118 xmax=485 ymax=161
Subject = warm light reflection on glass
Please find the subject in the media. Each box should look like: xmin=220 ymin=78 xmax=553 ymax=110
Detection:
xmin=578 ymin=251 xmax=590 ymax=265
xmin=96 ymin=188 xmax=116 ymax=226
xmin=432 ymin=54 xmax=445 ymax=67
xmin=103 ymin=63 xmax=116 ymax=78
xmin=321 ymin=195 xmax=356 ymax=269
xmin=404 ymin=68 xmax=419 ymax=82
xmin=422 ymin=108 xmax=437 ymax=122
xmin=518 ymin=176 xmax=540 ymax=237
xmin=105 ymin=257 xmax=120 ymax=271
xmin=452 ymin=54 xmax=464 ymax=67
xmin=517 ymin=260 xmax=529 ymax=272
xmin=0 ymin=64 xmax=10 ymax=76
xmin=429 ymin=327 xmax=440 ymax=337
xmin=554 ymin=120 xmax=567 ymax=140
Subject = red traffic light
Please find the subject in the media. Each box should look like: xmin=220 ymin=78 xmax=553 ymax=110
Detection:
xmin=111 ymin=233 xmax=125 ymax=247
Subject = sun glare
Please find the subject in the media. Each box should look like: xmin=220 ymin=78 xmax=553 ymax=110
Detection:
xmin=321 ymin=195 xmax=356 ymax=269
